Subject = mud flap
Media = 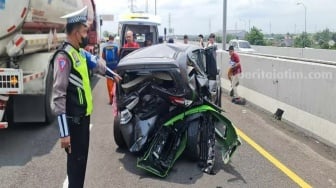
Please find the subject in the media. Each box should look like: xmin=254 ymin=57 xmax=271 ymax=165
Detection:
xmin=13 ymin=95 xmax=46 ymax=123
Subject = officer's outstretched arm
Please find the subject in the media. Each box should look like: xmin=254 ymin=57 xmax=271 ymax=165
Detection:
xmin=82 ymin=49 xmax=98 ymax=69
xmin=105 ymin=66 xmax=122 ymax=82
xmin=82 ymin=49 xmax=122 ymax=82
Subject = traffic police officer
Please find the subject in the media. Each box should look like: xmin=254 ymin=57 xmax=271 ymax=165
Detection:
xmin=52 ymin=6 xmax=121 ymax=188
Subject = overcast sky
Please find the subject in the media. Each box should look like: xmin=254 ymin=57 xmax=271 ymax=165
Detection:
xmin=95 ymin=0 xmax=336 ymax=35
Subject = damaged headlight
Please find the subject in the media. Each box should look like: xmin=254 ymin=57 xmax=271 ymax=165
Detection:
xmin=126 ymin=96 xmax=139 ymax=110
xmin=120 ymin=109 xmax=133 ymax=124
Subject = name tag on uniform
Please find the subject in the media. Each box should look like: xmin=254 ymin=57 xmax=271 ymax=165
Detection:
xmin=71 ymin=51 xmax=81 ymax=67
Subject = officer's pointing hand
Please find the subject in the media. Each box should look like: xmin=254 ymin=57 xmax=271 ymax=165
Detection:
xmin=105 ymin=67 xmax=122 ymax=83
xmin=113 ymin=73 xmax=122 ymax=83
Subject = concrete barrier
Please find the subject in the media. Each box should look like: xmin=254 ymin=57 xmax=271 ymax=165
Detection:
xmin=216 ymin=50 xmax=336 ymax=146
xmin=252 ymin=45 xmax=336 ymax=62
xmin=183 ymin=39 xmax=336 ymax=62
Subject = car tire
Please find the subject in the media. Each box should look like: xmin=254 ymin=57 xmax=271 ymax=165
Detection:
xmin=184 ymin=120 xmax=201 ymax=161
xmin=113 ymin=112 xmax=127 ymax=148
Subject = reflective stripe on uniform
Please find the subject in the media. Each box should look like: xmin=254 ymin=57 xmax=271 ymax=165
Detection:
xmin=70 ymin=73 xmax=83 ymax=86
xmin=77 ymin=87 xmax=84 ymax=104
xmin=57 ymin=114 xmax=69 ymax=137
xmin=69 ymin=73 xmax=83 ymax=89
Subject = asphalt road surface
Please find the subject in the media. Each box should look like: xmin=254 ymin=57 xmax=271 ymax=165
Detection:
xmin=1 ymin=75 xmax=335 ymax=188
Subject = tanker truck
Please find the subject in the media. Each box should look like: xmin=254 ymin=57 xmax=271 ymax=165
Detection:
xmin=0 ymin=0 xmax=100 ymax=128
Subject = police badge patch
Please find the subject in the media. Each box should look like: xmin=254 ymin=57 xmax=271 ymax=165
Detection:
xmin=57 ymin=57 xmax=67 ymax=71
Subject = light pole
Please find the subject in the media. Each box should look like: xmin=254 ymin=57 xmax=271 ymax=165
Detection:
xmin=146 ymin=0 xmax=148 ymax=13
xmin=223 ymin=0 xmax=227 ymax=50
xmin=129 ymin=0 xmax=134 ymax=12
xmin=99 ymin=15 xmax=102 ymax=40
xmin=297 ymin=2 xmax=307 ymax=48
xmin=155 ymin=0 xmax=157 ymax=15
xmin=239 ymin=18 xmax=247 ymax=32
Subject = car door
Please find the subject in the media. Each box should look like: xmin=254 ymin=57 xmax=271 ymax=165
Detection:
xmin=204 ymin=46 xmax=217 ymax=80
xmin=204 ymin=46 xmax=222 ymax=106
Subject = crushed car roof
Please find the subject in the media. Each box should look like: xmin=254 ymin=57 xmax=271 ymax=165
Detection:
xmin=118 ymin=43 xmax=199 ymax=67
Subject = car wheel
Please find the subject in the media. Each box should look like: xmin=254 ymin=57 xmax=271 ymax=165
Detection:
xmin=113 ymin=112 xmax=127 ymax=148
xmin=184 ymin=120 xmax=201 ymax=161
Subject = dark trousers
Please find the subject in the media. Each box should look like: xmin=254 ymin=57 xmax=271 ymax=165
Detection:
xmin=67 ymin=116 xmax=90 ymax=188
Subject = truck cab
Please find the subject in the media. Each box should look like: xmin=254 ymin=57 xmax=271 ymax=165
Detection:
xmin=118 ymin=12 xmax=160 ymax=58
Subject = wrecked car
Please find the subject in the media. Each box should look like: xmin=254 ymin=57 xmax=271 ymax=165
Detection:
xmin=113 ymin=43 xmax=241 ymax=177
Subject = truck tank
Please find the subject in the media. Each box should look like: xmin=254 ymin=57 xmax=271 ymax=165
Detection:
xmin=0 ymin=0 xmax=96 ymax=57
xmin=0 ymin=0 xmax=99 ymax=127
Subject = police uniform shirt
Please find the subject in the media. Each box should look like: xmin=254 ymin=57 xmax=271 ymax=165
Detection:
xmin=52 ymin=47 xmax=106 ymax=116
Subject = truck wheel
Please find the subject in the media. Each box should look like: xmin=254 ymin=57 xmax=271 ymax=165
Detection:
xmin=45 ymin=64 xmax=55 ymax=123
xmin=114 ymin=112 xmax=127 ymax=148
xmin=184 ymin=120 xmax=201 ymax=161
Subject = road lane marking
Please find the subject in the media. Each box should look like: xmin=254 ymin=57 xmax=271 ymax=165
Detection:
xmin=62 ymin=123 xmax=94 ymax=188
xmin=62 ymin=177 xmax=68 ymax=188
xmin=236 ymin=128 xmax=312 ymax=188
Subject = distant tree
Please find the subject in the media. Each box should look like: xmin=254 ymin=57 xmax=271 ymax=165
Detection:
xmin=245 ymin=26 xmax=265 ymax=45
xmin=215 ymin=35 xmax=222 ymax=43
xmin=226 ymin=34 xmax=236 ymax=43
xmin=103 ymin=30 xmax=110 ymax=38
xmin=313 ymin=28 xmax=331 ymax=41
xmin=274 ymin=34 xmax=285 ymax=41
xmin=294 ymin=33 xmax=312 ymax=48
xmin=313 ymin=28 xmax=332 ymax=49
xmin=265 ymin=39 xmax=273 ymax=46
xmin=331 ymin=34 xmax=336 ymax=50
xmin=319 ymin=40 xmax=329 ymax=49
xmin=332 ymin=33 xmax=336 ymax=42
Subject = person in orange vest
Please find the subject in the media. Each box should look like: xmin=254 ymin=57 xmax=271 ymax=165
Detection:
xmin=102 ymin=35 xmax=119 ymax=104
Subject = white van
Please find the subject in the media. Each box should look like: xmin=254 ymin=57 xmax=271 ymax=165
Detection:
xmin=228 ymin=39 xmax=255 ymax=53
xmin=118 ymin=12 xmax=161 ymax=48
